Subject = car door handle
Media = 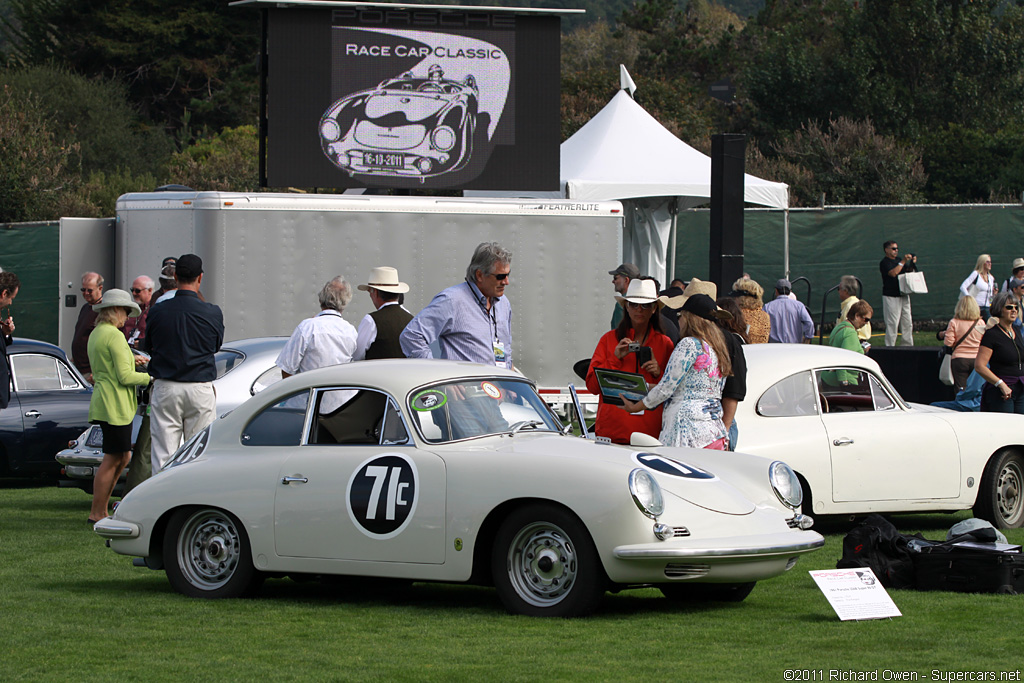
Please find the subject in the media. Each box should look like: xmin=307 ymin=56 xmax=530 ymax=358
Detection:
xmin=24 ymin=410 xmax=41 ymax=418
xmin=281 ymin=476 xmax=308 ymax=485
xmin=833 ymin=437 xmax=854 ymax=446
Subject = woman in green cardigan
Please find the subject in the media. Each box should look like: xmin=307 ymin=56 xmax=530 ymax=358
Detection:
xmin=825 ymin=300 xmax=873 ymax=387
xmin=87 ymin=289 xmax=151 ymax=524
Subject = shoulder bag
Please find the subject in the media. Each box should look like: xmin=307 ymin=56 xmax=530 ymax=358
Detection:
xmin=939 ymin=319 xmax=979 ymax=386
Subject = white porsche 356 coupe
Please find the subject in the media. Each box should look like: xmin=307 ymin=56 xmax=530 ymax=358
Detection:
xmin=738 ymin=345 xmax=1024 ymax=529
xmin=95 ymin=359 xmax=822 ymax=617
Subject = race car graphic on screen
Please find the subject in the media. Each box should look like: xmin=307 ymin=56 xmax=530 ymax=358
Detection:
xmin=320 ymin=65 xmax=480 ymax=181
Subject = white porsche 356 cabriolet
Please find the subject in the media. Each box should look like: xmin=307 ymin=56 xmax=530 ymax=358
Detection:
xmin=738 ymin=345 xmax=1024 ymax=529
xmin=95 ymin=359 xmax=822 ymax=617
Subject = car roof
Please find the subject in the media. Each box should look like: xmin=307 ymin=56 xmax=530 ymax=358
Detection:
xmin=262 ymin=359 xmax=528 ymax=401
xmin=744 ymin=343 xmax=884 ymax=395
xmin=221 ymin=337 xmax=288 ymax=354
xmin=7 ymin=338 xmax=68 ymax=360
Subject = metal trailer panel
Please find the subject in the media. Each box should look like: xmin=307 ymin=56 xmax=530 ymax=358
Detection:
xmin=59 ymin=218 xmax=115 ymax=354
xmin=117 ymin=192 xmax=623 ymax=388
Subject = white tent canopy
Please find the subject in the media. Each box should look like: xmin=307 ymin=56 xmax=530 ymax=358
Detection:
xmin=468 ymin=75 xmax=789 ymax=284
xmin=559 ymin=89 xmax=788 ymax=210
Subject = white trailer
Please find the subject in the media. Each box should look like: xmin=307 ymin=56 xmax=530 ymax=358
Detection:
xmin=115 ymin=192 xmax=623 ymax=396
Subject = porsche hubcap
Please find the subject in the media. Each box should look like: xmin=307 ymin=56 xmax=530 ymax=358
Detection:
xmin=996 ymin=460 xmax=1023 ymax=526
xmin=506 ymin=522 xmax=577 ymax=607
xmin=176 ymin=510 xmax=241 ymax=590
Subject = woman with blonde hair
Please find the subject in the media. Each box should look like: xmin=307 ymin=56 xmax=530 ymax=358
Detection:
xmin=729 ymin=277 xmax=770 ymax=343
xmin=620 ymin=294 xmax=732 ymax=450
xmin=943 ymin=295 xmax=985 ymax=391
xmin=87 ymin=289 xmax=151 ymax=524
xmin=960 ymin=254 xmax=995 ymax=319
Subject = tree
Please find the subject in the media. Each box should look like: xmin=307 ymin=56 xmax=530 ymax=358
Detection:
xmin=165 ymin=126 xmax=259 ymax=192
xmin=2 ymin=0 xmax=260 ymax=136
xmin=0 ymin=84 xmax=91 ymax=221
xmin=0 ymin=65 xmax=173 ymax=176
xmin=757 ymin=117 xmax=927 ymax=206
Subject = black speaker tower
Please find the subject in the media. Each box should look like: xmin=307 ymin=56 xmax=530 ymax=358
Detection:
xmin=709 ymin=134 xmax=746 ymax=294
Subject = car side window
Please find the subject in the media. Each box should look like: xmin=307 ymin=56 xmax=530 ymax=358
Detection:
xmin=869 ymin=374 xmax=897 ymax=411
xmin=214 ymin=349 xmax=244 ymax=380
xmin=757 ymin=371 xmax=818 ymax=417
xmin=241 ymin=391 xmax=310 ymax=447
xmin=816 ymin=369 xmax=892 ymax=413
xmin=11 ymin=354 xmax=72 ymax=391
xmin=251 ymin=366 xmax=284 ymax=396
xmin=309 ymin=388 xmax=408 ymax=446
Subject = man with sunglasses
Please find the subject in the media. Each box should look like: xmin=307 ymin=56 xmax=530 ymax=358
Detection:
xmin=401 ymin=242 xmax=513 ymax=369
xmin=880 ymin=240 xmax=917 ymax=346
xmin=71 ymin=272 xmax=104 ymax=378
xmin=122 ymin=275 xmax=154 ymax=348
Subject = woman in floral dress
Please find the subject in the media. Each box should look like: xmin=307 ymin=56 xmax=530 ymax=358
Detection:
xmin=621 ymin=294 xmax=733 ymax=449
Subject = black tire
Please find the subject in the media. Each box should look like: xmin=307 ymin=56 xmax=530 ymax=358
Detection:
xmin=973 ymin=451 xmax=1024 ymax=529
xmin=491 ymin=503 xmax=606 ymax=617
xmin=660 ymin=582 xmax=756 ymax=603
xmin=163 ymin=507 xmax=264 ymax=598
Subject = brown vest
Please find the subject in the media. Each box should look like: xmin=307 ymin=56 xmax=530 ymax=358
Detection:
xmin=366 ymin=304 xmax=414 ymax=359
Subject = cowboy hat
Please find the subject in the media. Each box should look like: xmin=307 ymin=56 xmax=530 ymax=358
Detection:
xmin=660 ymin=277 xmax=718 ymax=309
xmin=358 ymin=266 xmax=410 ymax=294
xmin=92 ymin=288 xmax=142 ymax=318
xmin=614 ymin=278 xmax=664 ymax=308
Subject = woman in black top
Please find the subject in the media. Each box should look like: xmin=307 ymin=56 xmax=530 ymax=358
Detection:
xmin=975 ymin=291 xmax=1024 ymax=414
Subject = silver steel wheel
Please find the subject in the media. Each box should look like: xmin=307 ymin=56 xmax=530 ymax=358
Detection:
xmin=995 ymin=457 xmax=1024 ymax=527
xmin=505 ymin=521 xmax=578 ymax=608
xmin=175 ymin=509 xmax=243 ymax=591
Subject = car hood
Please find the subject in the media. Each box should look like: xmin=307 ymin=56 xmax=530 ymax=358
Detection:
xmin=491 ymin=435 xmax=756 ymax=515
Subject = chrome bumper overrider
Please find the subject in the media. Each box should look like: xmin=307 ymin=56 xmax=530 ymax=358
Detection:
xmin=93 ymin=518 xmax=140 ymax=539
xmin=613 ymin=532 xmax=825 ymax=560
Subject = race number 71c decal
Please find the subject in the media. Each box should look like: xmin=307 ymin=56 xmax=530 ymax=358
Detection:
xmin=346 ymin=453 xmax=420 ymax=539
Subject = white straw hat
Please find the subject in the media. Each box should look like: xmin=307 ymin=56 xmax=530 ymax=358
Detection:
xmin=614 ymin=278 xmax=664 ymax=308
xmin=358 ymin=267 xmax=410 ymax=294
xmin=92 ymin=288 xmax=141 ymax=318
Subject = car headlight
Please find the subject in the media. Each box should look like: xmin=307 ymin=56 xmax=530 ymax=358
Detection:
xmin=628 ymin=468 xmax=664 ymax=519
xmin=431 ymin=125 xmax=456 ymax=152
xmin=768 ymin=461 xmax=803 ymax=510
xmin=321 ymin=120 xmax=341 ymax=142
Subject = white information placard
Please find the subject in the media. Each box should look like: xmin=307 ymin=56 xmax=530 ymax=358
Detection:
xmin=809 ymin=568 xmax=902 ymax=621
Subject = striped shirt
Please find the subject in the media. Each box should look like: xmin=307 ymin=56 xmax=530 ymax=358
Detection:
xmin=400 ymin=280 xmax=513 ymax=368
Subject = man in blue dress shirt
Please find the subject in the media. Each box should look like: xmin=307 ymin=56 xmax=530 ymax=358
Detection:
xmin=401 ymin=242 xmax=513 ymax=369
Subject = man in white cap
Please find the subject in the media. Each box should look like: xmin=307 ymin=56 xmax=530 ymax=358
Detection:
xmin=1001 ymin=258 xmax=1024 ymax=293
xmin=353 ymin=267 xmax=413 ymax=361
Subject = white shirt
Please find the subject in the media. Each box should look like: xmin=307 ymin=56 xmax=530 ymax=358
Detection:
xmin=276 ymin=309 xmax=358 ymax=412
xmin=960 ymin=271 xmax=995 ymax=310
xmin=353 ymin=301 xmax=410 ymax=361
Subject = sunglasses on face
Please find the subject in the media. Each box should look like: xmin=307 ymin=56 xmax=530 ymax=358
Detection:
xmin=80 ymin=288 xmax=96 ymax=293
xmin=1006 ymin=305 xmax=1019 ymax=311
xmin=490 ymin=272 xmax=509 ymax=281
xmin=861 ymin=317 xmax=872 ymax=323
xmin=627 ymin=301 xmax=654 ymax=310
xmin=130 ymin=288 xmax=148 ymax=294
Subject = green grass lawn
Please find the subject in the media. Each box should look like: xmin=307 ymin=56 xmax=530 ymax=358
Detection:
xmin=2 ymin=483 xmax=1022 ymax=681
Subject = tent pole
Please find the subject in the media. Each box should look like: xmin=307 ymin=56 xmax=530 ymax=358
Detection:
xmin=669 ymin=200 xmax=678 ymax=284
xmin=783 ymin=209 xmax=790 ymax=279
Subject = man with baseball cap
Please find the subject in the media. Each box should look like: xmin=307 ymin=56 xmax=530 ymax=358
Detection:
xmin=353 ymin=267 xmax=413 ymax=361
xmin=764 ymin=278 xmax=814 ymax=343
xmin=143 ymin=253 xmax=224 ymax=473
xmin=609 ymin=263 xmax=640 ymax=329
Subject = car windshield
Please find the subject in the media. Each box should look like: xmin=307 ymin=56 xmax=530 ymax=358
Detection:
xmin=408 ymin=378 xmax=563 ymax=443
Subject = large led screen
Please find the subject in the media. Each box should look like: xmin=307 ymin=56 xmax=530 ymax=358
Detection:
xmin=266 ymin=7 xmax=560 ymax=191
